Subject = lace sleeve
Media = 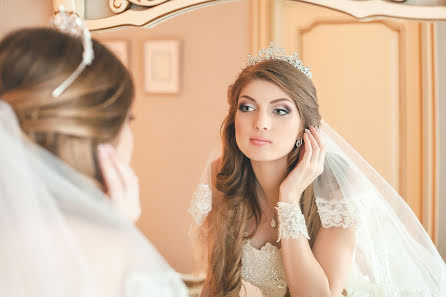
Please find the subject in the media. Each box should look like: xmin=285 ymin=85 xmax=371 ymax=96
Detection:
xmin=315 ymin=197 xmax=359 ymax=229
xmin=314 ymin=152 xmax=361 ymax=229
xmin=188 ymin=155 xmax=220 ymax=227
xmin=188 ymin=183 xmax=212 ymax=226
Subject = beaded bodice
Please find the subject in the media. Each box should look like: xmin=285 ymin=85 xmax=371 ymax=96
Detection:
xmin=241 ymin=241 xmax=287 ymax=297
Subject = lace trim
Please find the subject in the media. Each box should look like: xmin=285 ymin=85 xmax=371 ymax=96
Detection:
xmin=188 ymin=183 xmax=212 ymax=226
xmin=316 ymin=197 xmax=359 ymax=229
xmin=275 ymin=202 xmax=310 ymax=241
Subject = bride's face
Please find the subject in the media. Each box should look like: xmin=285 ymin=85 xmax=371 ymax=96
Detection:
xmin=235 ymin=79 xmax=302 ymax=162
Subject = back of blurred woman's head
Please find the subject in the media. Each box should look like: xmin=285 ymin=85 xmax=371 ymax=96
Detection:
xmin=0 ymin=27 xmax=134 ymax=186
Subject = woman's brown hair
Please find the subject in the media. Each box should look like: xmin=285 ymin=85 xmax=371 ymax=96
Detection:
xmin=207 ymin=59 xmax=325 ymax=297
xmin=0 ymin=27 xmax=134 ymax=187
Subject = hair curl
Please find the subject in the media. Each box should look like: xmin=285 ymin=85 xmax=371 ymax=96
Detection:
xmin=206 ymin=59 xmax=330 ymax=297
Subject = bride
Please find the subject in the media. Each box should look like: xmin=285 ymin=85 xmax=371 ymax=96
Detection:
xmin=189 ymin=43 xmax=446 ymax=297
xmin=0 ymin=10 xmax=188 ymax=297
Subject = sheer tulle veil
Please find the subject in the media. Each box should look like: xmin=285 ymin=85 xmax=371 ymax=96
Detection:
xmin=0 ymin=100 xmax=189 ymax=297
xmin=189 ymin=119 xmax=446 ymax=296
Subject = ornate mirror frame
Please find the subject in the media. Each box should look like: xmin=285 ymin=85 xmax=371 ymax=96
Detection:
xmin=51 ymin=0 xmax=446 ymax=31
xmin=51 ymin=0 xmax=444 ymax=243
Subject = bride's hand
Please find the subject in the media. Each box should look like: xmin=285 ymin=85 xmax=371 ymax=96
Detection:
xmin=279 ymin=125 xmax=326 ymax=203
xmin=98 ymin=144 xmax=141 ymax=223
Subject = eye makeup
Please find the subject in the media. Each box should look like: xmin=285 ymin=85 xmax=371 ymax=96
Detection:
xmin=273 ymin=104 xmax=291 ymax=115
xmin=273 ymin=108 xmax=289 ymax=115
xmin=238 ymin=102 xmax=255 ymax=112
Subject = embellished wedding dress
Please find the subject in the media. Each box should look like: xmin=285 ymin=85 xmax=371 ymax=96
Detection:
xmin=189 ymin=120 xmax=446 ymax=297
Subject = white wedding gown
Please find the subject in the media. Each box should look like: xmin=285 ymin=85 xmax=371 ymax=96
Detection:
xmin=189 ymin=120 xmax=446 ymax=297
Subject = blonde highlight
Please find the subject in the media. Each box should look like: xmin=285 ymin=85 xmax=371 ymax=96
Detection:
xmin=0 ymin=28 xmax=134 ymax=187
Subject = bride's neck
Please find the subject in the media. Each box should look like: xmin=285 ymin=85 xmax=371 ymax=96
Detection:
xmin=250 ymin=156 xmax=288 ymax=204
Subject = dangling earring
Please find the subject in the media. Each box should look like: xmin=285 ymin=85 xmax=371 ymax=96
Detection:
xmin=295 ymin=138 xmax=303 ymax=148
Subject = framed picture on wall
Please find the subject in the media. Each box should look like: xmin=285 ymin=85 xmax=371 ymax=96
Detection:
xmin=101 ymin=40 xmax=129 ymax=67
xmin=144 ymin=40 xmax=180 ymax=94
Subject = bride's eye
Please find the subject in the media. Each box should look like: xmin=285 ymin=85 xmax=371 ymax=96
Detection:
xmin=273 ymin=108 xmax=289 ymax=115
xmin=238 ymin=104 xmax=255 ymax=112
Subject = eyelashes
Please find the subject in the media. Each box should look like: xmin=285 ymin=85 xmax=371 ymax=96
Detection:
xmin=238 ymin=103 xmax=290 ymax=115
xmin=238 ymin=104 xmax=255 ymax=112
xmin=273 ymin=108 xmax=290 ymax=115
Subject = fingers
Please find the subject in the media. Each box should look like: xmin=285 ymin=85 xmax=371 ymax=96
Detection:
xmin=98 ymin=143 xmax=141 ymax=222
xmin=98 ymin=144 xmax=125 ymax=198
xmin=305 ymin=128 xmax=320 ymax=164
xmin=304 ymin=126 xmax=326 ymax=175
xmin=309 ymin=126 xmax=324 ymax=149
xmin=115 ymin=156 xmax=139 ymax=192
xmin=310 ymin=125 xmax=326 ymax=172
xmin=301 ymin=132 xmax=312 ymax=164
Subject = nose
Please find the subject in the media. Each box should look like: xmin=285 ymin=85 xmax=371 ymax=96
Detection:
xmin=254 ymin=111 xmax=270 ymax=131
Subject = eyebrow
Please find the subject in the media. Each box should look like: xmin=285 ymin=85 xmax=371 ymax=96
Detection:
xmin=240 ymin=95 xmax=292 ymax=104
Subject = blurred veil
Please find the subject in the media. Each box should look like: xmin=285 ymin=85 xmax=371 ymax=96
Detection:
xmin=0 ymin=100 xmax=189 ymax=297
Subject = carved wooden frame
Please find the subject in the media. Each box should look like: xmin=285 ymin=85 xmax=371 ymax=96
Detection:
xmin=250 ymin=0 xmax=440 ymax=243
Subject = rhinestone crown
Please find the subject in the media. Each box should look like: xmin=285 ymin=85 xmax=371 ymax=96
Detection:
xmin=247 ymin=42 xmax=312 ymax=79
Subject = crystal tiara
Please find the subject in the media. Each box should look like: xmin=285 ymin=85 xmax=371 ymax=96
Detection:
xmin=247 ymin=42 xmax=312 ymax=79
xmin=51 ymin=6 xmax=94 ymax=98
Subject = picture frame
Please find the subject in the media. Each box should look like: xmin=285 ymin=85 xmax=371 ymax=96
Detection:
xmin=143 ymin=40 xmax=180 ymax=94
xmin=101 ymin=40 xmax=129 ymax=67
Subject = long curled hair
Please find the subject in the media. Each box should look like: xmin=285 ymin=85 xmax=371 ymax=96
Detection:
xmin=0 ymin=28 xmax=134 ymax=187
xmin=208 ymin=59 xmax=324 ymax=297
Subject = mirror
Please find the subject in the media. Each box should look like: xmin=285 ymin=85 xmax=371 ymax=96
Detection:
xmin=55 ymin=0 xmax=446 ymax=282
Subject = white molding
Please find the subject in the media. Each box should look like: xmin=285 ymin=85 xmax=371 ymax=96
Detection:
xmin=294 ymin=0 xmax=446 ymax=21
xmin=297 ymin=0 xmax=446 ymax=21
xmin=85 ymin=0 xmax=446 ymax=32
xmin=86 ymin=0 xmax=236 ymax=31
xmin=53 ymin=0 xmax=85 ymax=19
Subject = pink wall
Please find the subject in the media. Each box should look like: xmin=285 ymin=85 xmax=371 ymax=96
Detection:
xmin=0 ymin=0 xmax=250 ymax=273
xmin=0 ymin=0 xmax=53 ymax=37
xmin=93 ymin=1 xmax=251 ymax=272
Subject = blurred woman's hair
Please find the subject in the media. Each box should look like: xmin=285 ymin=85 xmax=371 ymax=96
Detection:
xmin=0 ymin=28 xmax=134 ymax=186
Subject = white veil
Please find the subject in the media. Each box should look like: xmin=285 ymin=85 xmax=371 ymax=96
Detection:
xmin=0 ymin=100 xmax=189 ymax=297
xmin=189 ymin=119 xmax=446 ymax=297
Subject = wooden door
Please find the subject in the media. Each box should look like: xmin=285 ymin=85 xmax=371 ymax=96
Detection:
xmin=251 ymin=0 xmax=438 ymax=242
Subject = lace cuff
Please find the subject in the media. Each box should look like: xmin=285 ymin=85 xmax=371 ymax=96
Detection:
xmin=188 ymin=183 xmax=212 ymax=226
xmin=316 ymin=197 xmax=359 ymax=229
xmin=276 ymin=202 xmax=310 ymax=242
